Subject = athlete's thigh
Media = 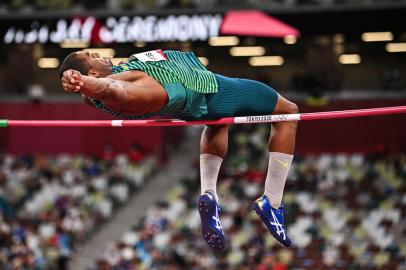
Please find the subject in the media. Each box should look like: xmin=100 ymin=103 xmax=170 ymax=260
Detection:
xmin=232 ymin=78 xmax=279 ymax=116
xmin=205 ymin=124 xmax=230 ymax=133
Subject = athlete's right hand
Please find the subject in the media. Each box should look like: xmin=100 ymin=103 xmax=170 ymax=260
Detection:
xmin=61 ymin=69 xmax=84 ymax=93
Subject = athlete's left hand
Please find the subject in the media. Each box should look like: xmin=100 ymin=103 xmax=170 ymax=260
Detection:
xmin=61 ymin=69 xmax=84 ymax=93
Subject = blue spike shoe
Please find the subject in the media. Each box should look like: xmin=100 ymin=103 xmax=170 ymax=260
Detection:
xmin=252 ymin=195 xmax=292 ymax=247
xmin=198 ymin=191 xmax=226 ymax=250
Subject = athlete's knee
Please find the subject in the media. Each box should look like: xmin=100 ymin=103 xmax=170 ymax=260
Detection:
xmin=274 ymin=99 xmax=298 ymax=129
xmin=287 ymin=101 xmax=299 ymax=114
xmin=275 ymin=95 xmax=299 ymax=115
xmin=288 ymin=102 xmax=299 ymax=129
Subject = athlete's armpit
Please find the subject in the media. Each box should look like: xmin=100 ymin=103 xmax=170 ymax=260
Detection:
xmin=81 ymin=94 xmax=97 ymax=108
xmin=106 ymin=70 xmax=147 ymax=82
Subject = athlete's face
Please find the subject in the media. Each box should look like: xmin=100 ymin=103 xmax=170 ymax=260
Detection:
xmin=75 ymin=51 xmax=113 ymax=78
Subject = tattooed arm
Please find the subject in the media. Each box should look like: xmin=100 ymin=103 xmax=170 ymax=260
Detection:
xmin=61 ymin=69 xmax=168 ymax=114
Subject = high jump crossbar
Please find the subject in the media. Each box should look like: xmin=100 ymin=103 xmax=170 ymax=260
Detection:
xmin=0 ymin=106 xmax=405 ymax=128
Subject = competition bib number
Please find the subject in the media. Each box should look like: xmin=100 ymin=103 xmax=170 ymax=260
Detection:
xmin=130 ymin=49 xmax=168 ymax=63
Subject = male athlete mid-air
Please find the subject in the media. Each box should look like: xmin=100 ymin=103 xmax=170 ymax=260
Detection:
xmin=60 ymin=49 xmax=298 ymax=249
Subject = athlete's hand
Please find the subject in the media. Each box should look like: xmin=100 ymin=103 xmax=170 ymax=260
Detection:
xmin=61 ymin=69 xmax=84 ymax=93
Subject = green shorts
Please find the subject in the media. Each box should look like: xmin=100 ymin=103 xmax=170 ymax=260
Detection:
xmin=200 ymin=74 xmax=279 ymax=119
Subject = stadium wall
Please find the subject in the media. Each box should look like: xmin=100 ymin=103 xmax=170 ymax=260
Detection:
xmin=0 ymin=102 xmax=185 ymax=160
xmin=297 ymin=98 xmax=406 ymax=153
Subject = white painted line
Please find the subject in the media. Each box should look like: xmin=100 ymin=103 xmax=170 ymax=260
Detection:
xmin=111 ymin=120 xmax=123 ymax=127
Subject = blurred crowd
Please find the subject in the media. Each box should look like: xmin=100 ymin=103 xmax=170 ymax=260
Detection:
xmin=256 ymin=0 xmax=406 ymax=6
xmin=1 ymin=0 xmax=403 ymax=12
xmin=93 ymin=125 xmax=406 ymax=270
xmin=0 ymin=151 xmax=156 ymax=270
xmin=0 ymin=0 xmax=219 ymax=12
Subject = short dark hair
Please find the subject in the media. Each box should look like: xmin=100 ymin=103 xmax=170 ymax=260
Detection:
xmin=59 ymin=52 xmax=89 ymax=78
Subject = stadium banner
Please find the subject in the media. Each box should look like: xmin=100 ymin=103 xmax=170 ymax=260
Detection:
xmin=1 ymin=14 xmax=223 ymax=44
xmin=0 ymin=11 xmax=299 ymax=44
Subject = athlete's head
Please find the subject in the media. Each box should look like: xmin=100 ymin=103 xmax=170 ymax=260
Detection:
xmin=59 ymin=51 xmax=113 ymax=79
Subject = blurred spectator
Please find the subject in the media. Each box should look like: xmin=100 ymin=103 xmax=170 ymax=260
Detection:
xmin=102 ymin=144 xmax=115 ymax=162
xmin=382 ymin=65 xmax=403 ymax=90
xmin=3 ymin=0 xmax=401 ymax=12
xmin=291 ymin=69 xmax=341 ymax=98
xmin=92 ymin=126 xmax=406 ymax=270
xmin=27 ymin=83 xmax=46 ymax=103
xmin=0 ymin=152 xmax=156 ymax=270
xmin=129 ymin=143 xmax=145 ymax=163
xmin=1 ymin=0 xmax=219 ymax=12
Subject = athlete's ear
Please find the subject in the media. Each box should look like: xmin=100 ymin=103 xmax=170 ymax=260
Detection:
xmin=87 ymin=68 xmax=100 ymax=78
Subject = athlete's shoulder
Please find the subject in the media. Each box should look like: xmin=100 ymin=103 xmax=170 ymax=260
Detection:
xmin=163 ymin=50 xmax=198 ymax=57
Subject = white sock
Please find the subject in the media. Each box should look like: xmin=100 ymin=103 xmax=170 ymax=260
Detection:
xmin=264 ymin=152 xmax=293 ymax=208
xmin=200 ymin=153 xmax=223 ymax=202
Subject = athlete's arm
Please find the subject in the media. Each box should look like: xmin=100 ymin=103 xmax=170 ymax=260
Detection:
xmin=61 ymin=69 xmax=168 ymax=114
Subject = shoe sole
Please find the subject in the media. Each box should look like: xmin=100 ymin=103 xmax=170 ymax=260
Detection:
xmin=252 ymin=203 xmax=291 ymax=247
xmin=198 ymin=195 xmax=226 ymax=250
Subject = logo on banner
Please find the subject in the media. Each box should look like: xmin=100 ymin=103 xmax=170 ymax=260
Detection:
xmin=3 ymin=14 xmax=223 ymax=44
